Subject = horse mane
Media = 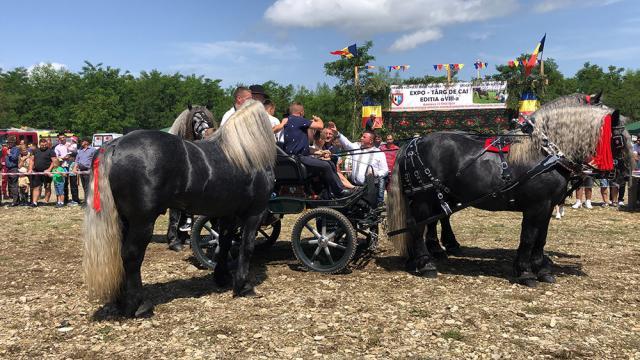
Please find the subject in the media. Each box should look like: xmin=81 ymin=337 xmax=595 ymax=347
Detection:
xmin=509 ymin=104 xmax=612 ymax=165
xmin=208 ymin=99 xmax=276 ymax=173
xmin=168 ymin=105 xmax=215 ymax=141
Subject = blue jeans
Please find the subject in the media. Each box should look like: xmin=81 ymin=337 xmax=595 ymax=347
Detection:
xmin=377 ymin=176 xmax=386 ymax=205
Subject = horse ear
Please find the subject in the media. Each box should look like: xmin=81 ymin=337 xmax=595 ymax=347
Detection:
xmin=188 ymin=103 xmax=193 ymax=111
xmin=591 ymin=91 xmax=603 ymax=104
xmin=611 ymin=109 xmax=620 ymax=127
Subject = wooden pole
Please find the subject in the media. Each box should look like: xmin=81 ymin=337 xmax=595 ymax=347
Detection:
xmin=446 ymin=65 xmax=451 ymax=84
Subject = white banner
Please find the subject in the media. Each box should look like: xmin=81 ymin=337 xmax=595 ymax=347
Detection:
xmin=389 ymin=81 xmax=507 ymax=111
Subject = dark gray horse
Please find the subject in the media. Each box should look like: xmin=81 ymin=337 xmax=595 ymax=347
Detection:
xmin=83 ymin=100 xmax=276 ymax=317
xmin=387 ymin=101 xmax=633 ymax=287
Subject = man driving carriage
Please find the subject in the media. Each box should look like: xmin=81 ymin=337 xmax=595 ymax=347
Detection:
xmin=328 ymin=123 xmax=388 ymax=205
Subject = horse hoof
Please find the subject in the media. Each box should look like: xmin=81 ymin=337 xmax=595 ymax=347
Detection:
xmin=233 ymin=288 xmax=258 ymax=298
xmin=168 ymin=241 xmax=183 ymax=252
xmin=416 ymin=263 xmax=438 ymax=278
xmin=446 ymin=246 xmax=463 ymax=257
xmin=134 ymin=301 xmax=154 ymax=318
xmin=538 ymin=274 xmax=556 ymax=284
xmin=518 ymin=278 xmax=537 ymax=288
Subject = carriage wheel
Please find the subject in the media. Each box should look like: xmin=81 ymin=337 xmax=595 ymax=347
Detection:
xmin=191 ymin=216 xmax=220 ymax=270
xmin=191 ymin=216 xmax=281 ymax=270
xmin=291 ymin=208 xmax=357 ymax=273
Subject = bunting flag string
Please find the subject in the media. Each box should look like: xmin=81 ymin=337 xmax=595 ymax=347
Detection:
xmin=473 ymin=61 xmax=488 ymax=69
xmin=388 ymin=65 xmax=410 ymax=72
xmin=357 ymin=65 xmax=377 ymax=70
xmin=508 ymin=59 xmax=541 ymax=68
xmin=432 ymin=64 xmax=464 ymax=71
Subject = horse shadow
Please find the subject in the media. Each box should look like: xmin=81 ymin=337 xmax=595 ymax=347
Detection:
xmin=375 ymin=246 xmax=586 ymax=282
xmin=92 ymin=242 xmax=298 ymax=320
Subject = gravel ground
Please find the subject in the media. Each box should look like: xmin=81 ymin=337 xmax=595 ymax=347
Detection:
xmin=0 ymin=202 xmax=639 ymax=359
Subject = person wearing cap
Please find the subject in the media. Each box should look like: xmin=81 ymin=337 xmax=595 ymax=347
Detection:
xmin=249 ymin=84 xmax=270 ymax=104
xmin=220 ymin=86 xmax=253 ymax=127
xmin=5 ymin=135 xmax=21 ymax=206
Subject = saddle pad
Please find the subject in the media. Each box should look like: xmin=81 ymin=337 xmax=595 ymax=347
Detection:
xmin=484 ymin=137 xmax=510 ymax=153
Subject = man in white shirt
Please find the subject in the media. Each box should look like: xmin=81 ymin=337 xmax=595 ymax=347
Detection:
xmin=220 ymin=86 xmax=253 ymax=126
xmin=329 ymin=124 xmax=388 ymax=204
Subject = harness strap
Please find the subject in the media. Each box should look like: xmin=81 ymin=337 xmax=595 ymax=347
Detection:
xmin=388 ymin=154 xmax=562 ymax=237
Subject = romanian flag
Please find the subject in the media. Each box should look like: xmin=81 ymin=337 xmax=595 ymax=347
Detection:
xmin=330 ymin=44 xmax=358 ymax=59
xmin=525 ymin=34 xmax=546 ymax=75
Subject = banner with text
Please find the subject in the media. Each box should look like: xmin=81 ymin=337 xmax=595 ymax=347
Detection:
xmin=389 ymin=81 xmax=507 ymax=111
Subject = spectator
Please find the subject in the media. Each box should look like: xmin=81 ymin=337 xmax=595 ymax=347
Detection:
xmin=379 ymin=134 xmax=400 ymax=173
xmin=74 ymin=138 xmax=95 ymax=202
xmin=51 ymin=158 xmax=67 ymax=208
xmin=220 ymin=86 xmax=252 ymax=127
xmin=66 ymin=153 xmax=80 ymax=206
xmin=572 ymin=176 xmax=594 ymax=209
xmin=54 ymin=133 xmax=71 ymax=204
xmin=249 ymin=84 xmax=269 ymax=104
xmin=282 ymin=102 xmax=348 ymax=198
xmin=365 ymin=113 xmax=375 ymax=131
xmin=374 ymin=134 xmax=382 ymax=148
xmin=633 ymin=136 xmax=640 ymax=169
xmin=329 ymin=123 xmax=389 ymax=205
xmin=29 ymin=138 xmax=56 ymax=207
xmin=17 ymin=145 xmax=32 ymax=205
xmin=264 ymin=100 xmax=283 ymax=143
xmin=599 ymin=177 xmax=612 ymax=207
xmin=5 ymin=135 xmax=21 ymax=206
xmin=1 ymin=143 xmax=8 ymax=199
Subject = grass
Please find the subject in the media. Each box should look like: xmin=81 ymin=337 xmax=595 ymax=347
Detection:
xmin=441 ymin=329 xmax=464 ymax=341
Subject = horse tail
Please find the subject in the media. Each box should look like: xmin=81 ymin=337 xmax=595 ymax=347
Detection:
xmin=387 ymin=158 xmax=409 ymax=256
xmin=82 ymin=146 xmax=123 ymax=302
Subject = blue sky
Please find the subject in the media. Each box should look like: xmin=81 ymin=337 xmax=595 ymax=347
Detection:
xmin=1 ymin=0 xmax=638 ymax=88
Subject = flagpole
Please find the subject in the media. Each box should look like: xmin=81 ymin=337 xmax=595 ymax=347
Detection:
xmin=353 ymin=65 xmax=359 ymax=139
xmin=446 ymin=65 xmax=451 ymax=84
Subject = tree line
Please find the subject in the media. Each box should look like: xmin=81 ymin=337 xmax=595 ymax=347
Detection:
xmin=1 ymin=44 xmax=638 ymax=137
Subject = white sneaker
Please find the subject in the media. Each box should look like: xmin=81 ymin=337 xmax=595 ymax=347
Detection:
xmin=571 ymin=201 xmax=582 ymax=209
xmin=618 ymin=201 xmax=625 ymax=207
xmin=555 ymin=212 xmax=562 ymax=220
xmin=559 ymin=206 xmax=565 ymax=217
xmin=585 ymin=200 xmax=593 ymax=209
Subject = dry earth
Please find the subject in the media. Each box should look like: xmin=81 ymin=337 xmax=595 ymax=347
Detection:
xmin=0 ymin=202 xmax=639 ymax=359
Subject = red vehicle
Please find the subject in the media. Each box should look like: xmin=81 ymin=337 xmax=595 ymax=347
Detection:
xmin=0 ymin=129 xmax=38 ymax=146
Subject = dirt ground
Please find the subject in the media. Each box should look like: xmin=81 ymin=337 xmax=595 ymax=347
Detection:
xmin=0 ymin=201 xmax=639 ymax=359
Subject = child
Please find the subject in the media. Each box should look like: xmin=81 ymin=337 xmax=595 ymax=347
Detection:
xmin=66 ymin=153 xmax=80 ymax=205
xmin=51 ymin=158 xmax=67 ymax=208
xmin=17 ymin=145 xmax=32 ymax=205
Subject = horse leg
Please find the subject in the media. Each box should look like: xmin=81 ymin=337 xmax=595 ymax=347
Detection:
xmin=233 ymin=213 xmax=262 ymax=297
xmin=406 ymin=215 xmax=437 ymax=278
xmin=440 ymin=216 xmax=462 ymax=256
xmin=167 ymin=209 xmax=183 ymax=251
xmin=514 ymin=209 xmax=547 ymax=287
xmin=117 ymin=221 xmax=154 ymax=317
xmin=425 ymin=222 xmax=447 ymax=260
xmin=213 ymin=219 xmax=235 ymax=288
xmin=531 ymin=208 xmax=555 ymax=284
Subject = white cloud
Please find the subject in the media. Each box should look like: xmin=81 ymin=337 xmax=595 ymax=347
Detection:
xmin=27 ymin=62 xmax=67 ymax=73
xmin=390 ymin=29 xmax=442 ymax=51
xmin=534 ymin=0 xmax=623 ymax=13
xmin=264 ymin=0 xmax=518 ymax=51
xmin=178 ymin=41 xmax=298 ymax=63
xmin=552 ymin=45 xmax=640 ymax=61
xmin=468 ymin=31 xmax=494 ymax=41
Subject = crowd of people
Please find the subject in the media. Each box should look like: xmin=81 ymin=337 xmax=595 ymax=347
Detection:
xmin=0 ymin=133 xmax=95 ymax=207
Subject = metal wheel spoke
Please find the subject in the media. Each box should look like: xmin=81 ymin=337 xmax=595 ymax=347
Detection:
xmin=258 ymin=229 xmax=270 ymax=238
xmin=327 ymin=241 xmax=346 ymax=251
xmin=321 ymin=216 xmax=327 ymax=237
xmin=304 ymin=223 xmax=322 ymax=239
xmin=310 ymin=246 xmax=322 ymax=263
xmin=323 ymin=247 xmax=334 ymax=264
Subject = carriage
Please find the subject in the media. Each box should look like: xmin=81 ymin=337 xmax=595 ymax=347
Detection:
xmin=190 ymin=146 xmax=385 ymax=274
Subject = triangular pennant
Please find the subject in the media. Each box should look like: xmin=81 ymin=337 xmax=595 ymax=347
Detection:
xmin=433 ymin=65 xmax=438 ymax=71
xmin=459 ymin=63 xmax=464 ymax=70
xmin=437 ymin=64 xmax=443 ymax=70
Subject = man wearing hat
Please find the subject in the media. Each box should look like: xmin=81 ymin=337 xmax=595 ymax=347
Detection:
xmin=249 ymin=84 xmax=270 ymax=103
xmin=4 ymin=135 xmax=21 ymax=206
